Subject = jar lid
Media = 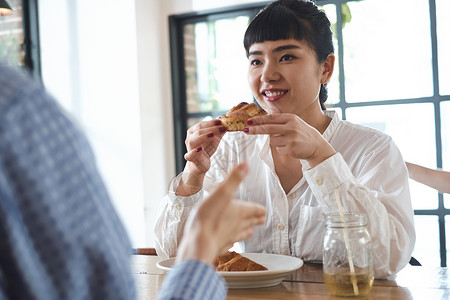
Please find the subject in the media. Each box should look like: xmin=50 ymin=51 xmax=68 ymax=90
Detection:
xmin=325 ymin=213 xmax=368 ymax=228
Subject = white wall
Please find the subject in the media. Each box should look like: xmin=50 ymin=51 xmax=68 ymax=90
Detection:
xmin=193 ymin=0 xmax=266 ymax=10
xmin=134 ymin=0 xmax=177 ymax=248
xmin=39 ymin=0 xmax=146 ymax=246
xmin=38 ymin=0 xmax=259 ymax=248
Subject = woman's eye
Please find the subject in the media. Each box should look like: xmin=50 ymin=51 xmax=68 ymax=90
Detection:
xmin=280 ymin=54 xmax=294 ymax=62
xmin=250 ymin=59 xmax=262 ymax=66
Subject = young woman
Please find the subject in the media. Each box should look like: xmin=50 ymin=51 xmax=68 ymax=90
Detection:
xmin=155 ymin=0 xmax=415 ymax=278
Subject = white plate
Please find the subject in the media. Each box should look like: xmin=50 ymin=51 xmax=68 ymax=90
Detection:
xmin=156 ymin=253 xmax=303 ymax=289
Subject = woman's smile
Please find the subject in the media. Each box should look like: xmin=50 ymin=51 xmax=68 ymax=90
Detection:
xmin=262 ymin=88 xmax=288 ymax=102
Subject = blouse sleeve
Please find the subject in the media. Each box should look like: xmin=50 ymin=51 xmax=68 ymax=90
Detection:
xmin=303 ymin=137 xmax=415 ymax=278
xmin=154 ymin=173 xmax=204 ymax=258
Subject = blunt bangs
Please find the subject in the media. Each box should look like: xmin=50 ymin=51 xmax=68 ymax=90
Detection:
xmin=244 ymin=5 xmax=312 ymax=55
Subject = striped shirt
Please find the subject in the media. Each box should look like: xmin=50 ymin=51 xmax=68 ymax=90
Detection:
xmin=157 ymin=260 xmax=226 ymax=300
xmin=0 ymin=66 xmax=136 ymax=299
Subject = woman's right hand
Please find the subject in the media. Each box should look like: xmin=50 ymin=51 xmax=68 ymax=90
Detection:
xmin=176 ymin=119 xmax=226 ymax=196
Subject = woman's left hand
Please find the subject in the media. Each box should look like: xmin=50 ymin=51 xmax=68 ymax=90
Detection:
xmin=244 ymin=113 xmax=336 ymax=167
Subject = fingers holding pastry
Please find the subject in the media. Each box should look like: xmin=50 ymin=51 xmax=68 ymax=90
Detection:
xmin=244 ymin=113 xmax=336 ymax=167
xmin=182 ymin=120 xmax=227 ymax=179
xmin=185 ymin=120 xmax=226 ymax=152
xmin=243 ymin=113 xmax=293 ymax=134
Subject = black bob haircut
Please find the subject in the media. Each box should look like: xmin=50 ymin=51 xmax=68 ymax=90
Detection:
xmin=243 ymin=0 xmax=334 ymax=108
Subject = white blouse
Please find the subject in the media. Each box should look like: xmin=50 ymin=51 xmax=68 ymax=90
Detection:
xmin=154 ymin=111 xmax=415 ymax=278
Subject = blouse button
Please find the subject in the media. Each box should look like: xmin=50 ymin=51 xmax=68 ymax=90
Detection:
xmin=315 ymin=177 xmax=324 ymax=185
xmin=289 ymin=193 xmax=296 ymax=199
xmin=175 ymin=204 xmax=182 ymax=210
xmin=277 ymin=224 xmax=285 ymax=231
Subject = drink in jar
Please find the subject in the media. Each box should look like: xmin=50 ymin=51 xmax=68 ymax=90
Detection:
xmin=324 ymin=266 xmax=374 ymax=296
xmin=323 ymin=213 xmax=373 ymax=297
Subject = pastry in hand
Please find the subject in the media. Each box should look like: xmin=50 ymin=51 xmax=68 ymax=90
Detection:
xmin=214 ymin=251 xmax=268 ymax=271
xmin=219 ymin=102 xmax=267 ymax=131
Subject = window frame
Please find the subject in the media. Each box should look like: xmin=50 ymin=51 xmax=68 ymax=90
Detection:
xmin=22 ymin=0 xmax=41 ymax=79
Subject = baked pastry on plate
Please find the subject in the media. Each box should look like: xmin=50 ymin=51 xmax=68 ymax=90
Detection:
xmin=214 ymin=251 xmax=268 ymax=271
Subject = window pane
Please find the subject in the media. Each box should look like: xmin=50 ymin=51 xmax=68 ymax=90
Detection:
xmin=413 ymin=216 xmax=440 ymax=267
xmin=446 ymin=216 xmax=450 ymax=263
xmin=436 ymin=0 xmax=450 ymax=95
xmin=319 ymin=4 xmax=339 ymax=105
xmin=346 ymin=104 xmax=437 ymax=210
xmin=343 ymin=0 xmax=432 ymax=102
xmin=442 ymin=101 xmax=450 ymax=208
xmin=442 ymin=101 xmax=450 ymax=169
xmin=0 ymin=0 xmax=24 ymax=67
xmin=184 ymin=16 xmax=252 ymax=114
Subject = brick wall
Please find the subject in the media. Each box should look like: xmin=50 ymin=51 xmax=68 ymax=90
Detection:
xmin=0 ymin=0 xmax=24 ymax=66
xmin=183 ymin=23 xmax=200 ymax=114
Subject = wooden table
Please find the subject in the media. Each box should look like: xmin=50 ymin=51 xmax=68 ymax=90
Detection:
xmin=131 ymin=255 xmax=449 ymax=299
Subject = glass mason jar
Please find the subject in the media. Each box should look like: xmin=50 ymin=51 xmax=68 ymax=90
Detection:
xmin=323 ymin=213 xmax=374 ymax=297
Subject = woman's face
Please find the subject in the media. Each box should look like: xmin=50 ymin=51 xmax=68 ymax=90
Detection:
xmin=247 ymin=39 xmax=326 ymax=116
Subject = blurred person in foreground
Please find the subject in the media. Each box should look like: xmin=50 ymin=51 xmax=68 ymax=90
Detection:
xmin=0 ymin=65 xmax=266 ymax=300
xmin=406 ymin=162 xmax=450 ymax=194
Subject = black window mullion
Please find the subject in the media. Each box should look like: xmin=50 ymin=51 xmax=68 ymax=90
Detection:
xmin=335 ymin=2 xmax=347 ymax=121
xmin=22 ymin=0 xmax=41 ymax=79
xmin=428 ymin=0 xmax=439 ymax=99
xmin=428 ymin=0 xmax=446 ymax=267
xmin=438 ymin=198 xmax=447 ymax=267
xmin=169 ymin=15 xmax=189 ymax=174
